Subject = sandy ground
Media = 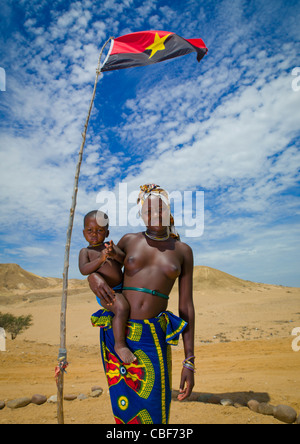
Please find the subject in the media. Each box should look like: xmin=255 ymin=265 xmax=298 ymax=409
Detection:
xmin=0 ymin=265 xmax=300 ymax=424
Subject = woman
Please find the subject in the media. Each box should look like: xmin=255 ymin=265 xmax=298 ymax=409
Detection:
xmin=89 ymin=184 xmax=195 ymax=424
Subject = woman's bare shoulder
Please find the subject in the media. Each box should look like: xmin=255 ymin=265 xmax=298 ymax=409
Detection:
xmin=117 ymin=232 xmax=144 ymax=248
xmin=176 ymin=239 xmax=193 ymax=255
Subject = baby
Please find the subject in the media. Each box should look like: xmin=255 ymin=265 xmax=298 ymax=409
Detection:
xmin=79 ymin=210 xmax=136 ymax=363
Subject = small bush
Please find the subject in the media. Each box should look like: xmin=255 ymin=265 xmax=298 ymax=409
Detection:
xmin=0 ymin=312 xmax=33 ymax=340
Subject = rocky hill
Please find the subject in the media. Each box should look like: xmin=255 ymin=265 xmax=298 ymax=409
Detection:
xmin=192 ymin=266 xmax=260 ymax=290
xmin=0 ymin=264 xmax=61 ymax=291
xmin=0 ymin=264 xmax=88 ymax=304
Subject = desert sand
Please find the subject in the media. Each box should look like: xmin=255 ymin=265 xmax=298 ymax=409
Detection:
xmin=0 ymin=263 xmax=299 ymax=424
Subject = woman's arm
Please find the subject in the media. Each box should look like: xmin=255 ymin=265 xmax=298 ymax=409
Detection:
xmin=177 ymin=243 xmax=195 ymax=401
xmin=87 ymin=273 xmax=116 ymax=305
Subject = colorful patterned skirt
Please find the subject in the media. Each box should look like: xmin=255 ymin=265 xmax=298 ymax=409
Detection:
xmin=91 ymin=309 xmax=187 ymax=424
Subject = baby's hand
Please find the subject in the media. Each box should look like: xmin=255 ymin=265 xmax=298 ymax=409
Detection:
xmin=104 ymin=240 xmax=116 ymax=259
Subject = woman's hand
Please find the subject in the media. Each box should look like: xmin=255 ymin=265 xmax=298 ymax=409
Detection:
xmin=88 ymin=272 xmax=115 ymax=306
xmin=177 ymin=367 xmax=194 ymax=401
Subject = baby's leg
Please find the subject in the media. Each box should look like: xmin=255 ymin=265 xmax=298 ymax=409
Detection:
xmin=111 ymin=293 xmax=136 ymax=364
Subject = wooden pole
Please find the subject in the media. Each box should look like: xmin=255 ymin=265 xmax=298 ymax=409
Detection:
xmin=56 ymin=36 xmax=114 ymax=424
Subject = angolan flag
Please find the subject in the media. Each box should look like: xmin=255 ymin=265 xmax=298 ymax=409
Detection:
xmin=101 ymin=31 xmax=208 ymax=72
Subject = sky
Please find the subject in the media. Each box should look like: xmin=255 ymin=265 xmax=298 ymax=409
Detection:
xmin=0 ymin=0 xmax=299 ymax=286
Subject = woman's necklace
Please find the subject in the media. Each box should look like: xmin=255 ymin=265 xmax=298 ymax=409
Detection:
xmin=145 ymin=230 xmax=170 ymax=241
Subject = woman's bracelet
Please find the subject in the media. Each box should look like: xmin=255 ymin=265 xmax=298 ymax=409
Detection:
xmin=182 ymin=356 xmax=196 ymax=373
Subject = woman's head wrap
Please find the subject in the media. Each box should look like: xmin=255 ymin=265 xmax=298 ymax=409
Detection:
xmin=137 ymin=184 xmax=180 ymax=240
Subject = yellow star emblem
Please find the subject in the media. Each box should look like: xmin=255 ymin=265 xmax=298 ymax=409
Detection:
xmin=146 ymin=33 xmax=171 ymax=59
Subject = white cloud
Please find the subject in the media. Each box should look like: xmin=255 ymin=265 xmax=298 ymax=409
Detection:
xmin=17 ymin=246 xmax=48 ymax=257
xmin=118 ymin=47 xmax=299 ymax=192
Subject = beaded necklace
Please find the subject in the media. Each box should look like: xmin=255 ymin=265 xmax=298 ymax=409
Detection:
xmin=145 ymin=230 xmax=170 ymax=242
xmin=88 ymin=242 xmax=103 ymax=248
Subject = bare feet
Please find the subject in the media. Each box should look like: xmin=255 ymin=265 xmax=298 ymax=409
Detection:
xmin=115 ymin=345 xmax=137 ymax=364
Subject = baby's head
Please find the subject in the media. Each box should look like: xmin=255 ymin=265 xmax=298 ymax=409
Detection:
xmin=83 ymin=210 xmax=109 ymax=246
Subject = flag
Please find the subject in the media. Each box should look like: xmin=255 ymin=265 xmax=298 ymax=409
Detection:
xmin=101 ymin=31 xmax=208 ymax=72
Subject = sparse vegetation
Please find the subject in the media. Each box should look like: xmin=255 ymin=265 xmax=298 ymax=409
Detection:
xmin=0 ymin=312 xmax=33 ymax=340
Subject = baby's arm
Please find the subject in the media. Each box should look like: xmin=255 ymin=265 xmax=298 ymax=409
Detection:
xmin=78 ymin=248 xmax=107 ymax=276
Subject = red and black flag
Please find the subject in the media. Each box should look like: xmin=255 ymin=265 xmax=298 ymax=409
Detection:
xmin=101 ymin=30 xmax=208 ymax=72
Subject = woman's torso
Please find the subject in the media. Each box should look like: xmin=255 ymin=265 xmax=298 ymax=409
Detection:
xmin=122 ymin=232 xmax=184 ymax=319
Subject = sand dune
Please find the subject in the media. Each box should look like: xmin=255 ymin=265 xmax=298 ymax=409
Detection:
xmin=0 ymin=263 xmax=299 ymax=424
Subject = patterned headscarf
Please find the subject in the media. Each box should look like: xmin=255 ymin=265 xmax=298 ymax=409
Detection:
xmin=137 ymin=184 xmax=180 ymax=240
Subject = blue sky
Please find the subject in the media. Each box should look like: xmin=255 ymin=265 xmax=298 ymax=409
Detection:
xmin=0 ymin=0 xmax=299 ymax=286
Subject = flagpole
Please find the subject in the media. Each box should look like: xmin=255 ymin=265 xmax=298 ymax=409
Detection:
xmin=56 ymin=35 xmax=114 ymax=425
